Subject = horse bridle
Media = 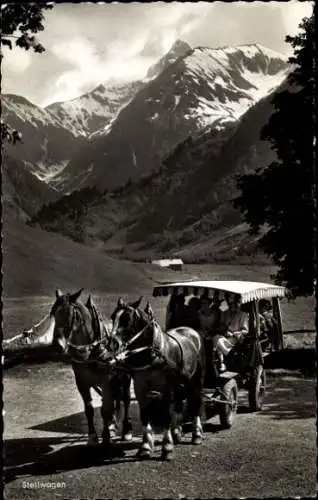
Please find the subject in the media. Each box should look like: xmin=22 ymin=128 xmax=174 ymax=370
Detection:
xmin=110 ymin=310 xmax=168 ymax=370
xmin=55 ymin=302 xmax=102 ymax=358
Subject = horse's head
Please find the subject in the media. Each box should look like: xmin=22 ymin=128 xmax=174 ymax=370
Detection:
xmin=109 ymin=296 xmax=155 ymax=358
xmin=50 ymin=288 xmax=84 ymax=353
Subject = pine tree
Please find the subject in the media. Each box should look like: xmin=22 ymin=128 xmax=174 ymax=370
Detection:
xmin=234 ymin=13 xmax=316 ymax=298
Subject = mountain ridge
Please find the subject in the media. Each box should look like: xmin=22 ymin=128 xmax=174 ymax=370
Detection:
xmin=3 ymin=41 xmax=291 ymax=269
xmin=29 ymin=81 xmax=286 ymax=262
xmin=59 ymin=43 xmax=290 ymax=193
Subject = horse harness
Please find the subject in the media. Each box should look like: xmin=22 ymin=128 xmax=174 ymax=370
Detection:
xmin=115 ymin=319 xmax=185 ymax=373
xmin=66 ymin=302 xmax=111 ymax=367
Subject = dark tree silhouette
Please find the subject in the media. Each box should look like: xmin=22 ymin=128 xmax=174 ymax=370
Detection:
xmin=1 ymin=3 xmax=53 ymax=143
xmin=234 ymin=13 xmax=316 ymax=298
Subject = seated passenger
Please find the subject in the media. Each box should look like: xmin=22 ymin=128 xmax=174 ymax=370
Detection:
xmin=214 ymin=295 xmax=249 ymax=372
xmin=199 ymin=297 xmax=219 ymax=339
xmin=166 ymin=294 xmax=186 ymax=330
xmin=184 ymin=296 xmax=202 ymax=330
xmin=259 ymin=299 xmax=277 ymax=345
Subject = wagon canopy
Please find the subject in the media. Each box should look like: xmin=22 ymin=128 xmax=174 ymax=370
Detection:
xmin=152 ymin=281 xmax=287 ymax=304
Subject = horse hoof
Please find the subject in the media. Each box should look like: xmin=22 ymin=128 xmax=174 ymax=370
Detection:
xmin=87 ymin=434 xmax=99 ymax=446
xmin=172 ymin=432 xmax=182 ymax=444
xmin=161 ymin=450 xmax=175 ymax=461
xmin=137 ymin=448 xmax=152 ymax=460
xmin=122 ymin=432 xmax=133 ymax=442
xmin=109 ymin=428 xmax=117 ymax=439
xmin=191 ymin=435 xmax=202 ymax=445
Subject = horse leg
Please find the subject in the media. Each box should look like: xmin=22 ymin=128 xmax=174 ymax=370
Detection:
xmin=171 ymin=396 xmax=183 ymax=445
xmin=187 ymin=368 xmax=204 ymax=445
xmin=161 ymin=395 xmax=175 ymax=461
xmin=108 ymin=396 xmax=120 ymax=439
xmin=74 ymin=371 xmax=98 ymax=446
xmin=191 ymin=414 xmax=203 ymax=445
xmin=121 ymin=376 xmax=133 ymax=441
xmin=84 ymin=396 xmax=99 ymax=446
xmin=108 ymin=375 xmax=120 ymax=439
xmin=100 ymin=381 xmax=124 ymax=457
xmin=137 ymin=407 xmax=154 ymax=459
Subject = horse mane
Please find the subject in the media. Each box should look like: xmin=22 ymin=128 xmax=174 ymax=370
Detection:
xmin=85 ymin=296 xmax=106 ymax=340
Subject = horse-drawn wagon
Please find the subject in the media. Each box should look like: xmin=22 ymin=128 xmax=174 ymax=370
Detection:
xmin=152 ymin=280 xmax=287 ymax=428
xmin=10 ymin=281 xmax=287 ymax=460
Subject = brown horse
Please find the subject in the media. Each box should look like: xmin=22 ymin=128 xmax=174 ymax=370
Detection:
xmin=109 ymin=297 xmax=205 ymax=461
xmin=50 ymin=289 xmax=132 ymax=455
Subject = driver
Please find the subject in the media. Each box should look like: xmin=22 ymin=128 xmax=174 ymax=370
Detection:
xmin=214 ymin=294 xmax=249 ymax=372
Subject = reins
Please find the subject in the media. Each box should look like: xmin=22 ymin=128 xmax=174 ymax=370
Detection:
xmin=110 ymin=320 xmax=155 ymax=366
xmin=112 ymin=318 xmax=172 ymax=371
xmin=125 ymin=320 xmax=155 ymax=348
xmin=165 ymin=330 xmax=184 ymax=371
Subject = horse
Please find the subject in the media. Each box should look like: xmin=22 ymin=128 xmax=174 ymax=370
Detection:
xmin=109 ymin=297 xmax=205 ymax=461
xmin=49 ymin=288 xmax=133 ymax=454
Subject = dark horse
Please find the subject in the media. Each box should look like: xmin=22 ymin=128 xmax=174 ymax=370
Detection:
xmin=109 ymin=297 xmax=205 ymax=460
xmin=50 ymin=289 xmax=133 ymax=453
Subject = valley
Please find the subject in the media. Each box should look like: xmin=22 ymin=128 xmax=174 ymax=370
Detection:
xmin=2 ymin=39 xmax=293 ymax=291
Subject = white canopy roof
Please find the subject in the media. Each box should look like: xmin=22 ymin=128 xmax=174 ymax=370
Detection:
xmin=152 ymin=280 xmax=287 ymax=303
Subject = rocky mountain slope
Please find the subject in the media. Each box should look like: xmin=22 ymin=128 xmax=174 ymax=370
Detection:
xmin=1 ymin=94 xmax=85 ymax=188
xmin=2 ymin=153 xmax=59 ymax=222
xmin=60 ymin=43 xmax=289 ymax=193
xmin=30 ymin=82 xmax=285 ymax=262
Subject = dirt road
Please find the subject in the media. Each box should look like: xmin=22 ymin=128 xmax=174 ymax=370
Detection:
xmin=3 ymin=362 xmax=316 ymax=499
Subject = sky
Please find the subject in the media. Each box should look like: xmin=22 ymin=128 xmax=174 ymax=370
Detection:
xmin=1 ymin=1 xmax=314 ymax=107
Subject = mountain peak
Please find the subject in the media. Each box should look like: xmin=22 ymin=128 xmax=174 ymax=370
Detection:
xmin=146 ymin=39 xmax=192 ymax=80
xmin=170 ymin=39 xmax=192 ymax=54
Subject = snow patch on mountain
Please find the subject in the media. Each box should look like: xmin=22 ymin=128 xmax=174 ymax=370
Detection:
xmin=32 ymin=160 xmax=69 ymax=185
xmin=47 ymin=81 xmax=143 ymax=137
xmin=181 ymin=43 xmax=290 ymax=129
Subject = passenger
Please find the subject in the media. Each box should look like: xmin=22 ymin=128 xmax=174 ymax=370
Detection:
xmin=199 ymin=297 xmax=219 ymax=339
xmin=165 ymin=294 xmax=177 ymax=330
xmin=184 ymin=296 xmax=202 ymax=330
xmin=215 ymin=295 xmax=249 ymax=372
xmin=259 ymin=299 xmax=277 ymax=345
xmin=166 ymin=294 xmax=186 ymax=329
xmin=174 ymin=294 xmax=186 ymax=327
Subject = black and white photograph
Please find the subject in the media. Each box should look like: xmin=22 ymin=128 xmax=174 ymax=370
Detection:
xmin=1 ymin=1 xmax=316 ymax=499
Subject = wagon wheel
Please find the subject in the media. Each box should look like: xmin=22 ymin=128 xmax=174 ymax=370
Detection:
xmin=218 ymin=378 xmax=238 ymax=429
xmin=248 ymin=364 xmax=266 ymax=412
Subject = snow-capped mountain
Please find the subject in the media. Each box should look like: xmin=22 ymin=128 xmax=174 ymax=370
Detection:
xmin=49 ymin=39 xmax=194 ymax=140
xmin=1 ymin=94 xmax=85 ymax=186
xmin=175 ymin=43 xmax=289 ymax=129
xmin=61 ymin=43 xmax=290 ymax=193
xmin=1 ymin=38 xmax=204 ymax=198
xmin=31 ymin=83 xmax=284 ymax=261
xmin=46 ymin=81 xmax=143 ymax=138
